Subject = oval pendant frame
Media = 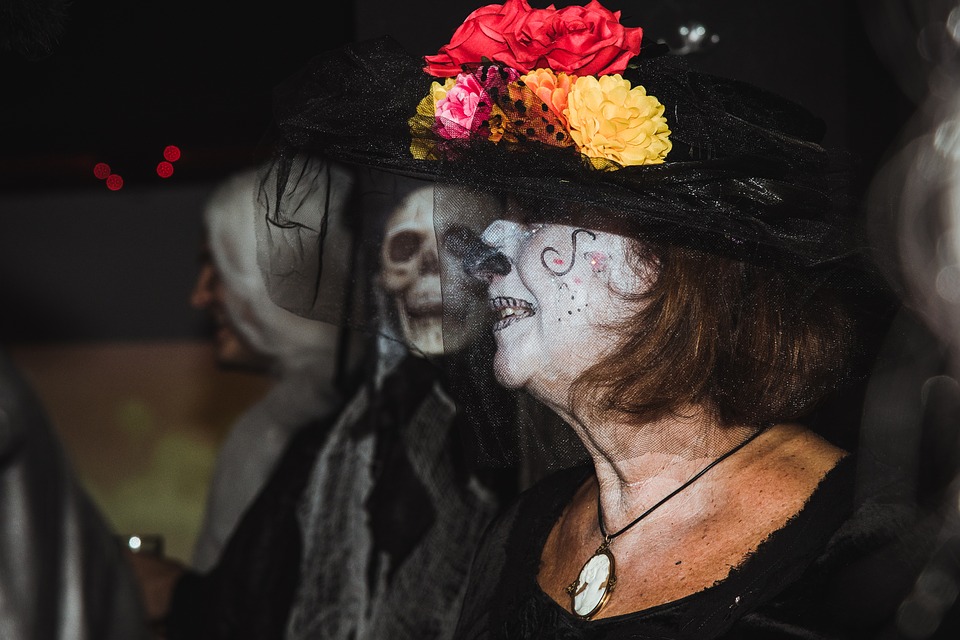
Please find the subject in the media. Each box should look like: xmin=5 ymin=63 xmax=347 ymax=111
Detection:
xmin=570 ymin=547 xmax=616 ymax=620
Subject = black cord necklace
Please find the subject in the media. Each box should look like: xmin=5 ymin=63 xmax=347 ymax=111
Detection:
xmin=564 ymin=427 xmax=766 ymax=620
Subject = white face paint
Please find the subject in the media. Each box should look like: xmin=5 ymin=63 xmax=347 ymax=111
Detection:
xmin=480 ymin=220 xmax=649 ymax=408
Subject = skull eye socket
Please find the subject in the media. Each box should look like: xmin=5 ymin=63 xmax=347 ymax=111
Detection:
xmin=387 ymin=230 xmax=425 ymax=263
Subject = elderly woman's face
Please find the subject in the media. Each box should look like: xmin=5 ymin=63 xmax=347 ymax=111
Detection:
xmin=479 ymin=219 xmax=650 ymax=407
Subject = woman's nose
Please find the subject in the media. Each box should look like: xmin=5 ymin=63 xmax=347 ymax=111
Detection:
xmin=479 ymin=220 xmax=524 ymax=258
xmin=443 ymin=225 xmax=512 ymax=284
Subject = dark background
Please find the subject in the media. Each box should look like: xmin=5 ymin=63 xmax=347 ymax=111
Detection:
xmin=0 ymin=0 xmax=918 ymax=342
xmin=0 ymin=0 xmax=356 ymax=191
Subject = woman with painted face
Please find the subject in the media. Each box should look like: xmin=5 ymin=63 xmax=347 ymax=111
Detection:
xmin=450 ymin=207 xmax=873 ymax=638
xmin=251 ymin=1 xmax=916 ymax=637
xmin=426 ymin=3 xmax=905 ymax=639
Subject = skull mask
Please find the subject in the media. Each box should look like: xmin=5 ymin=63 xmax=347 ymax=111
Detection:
xmin=380 ymin=185 xmax=447 ymax=356
xmin=380 ymin=183 xmax=491 ymax=357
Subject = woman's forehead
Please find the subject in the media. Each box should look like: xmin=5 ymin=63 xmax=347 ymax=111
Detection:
xmin=497 ymin=197 xmax=654 ymax=238
xmin=483 ymin=217 xmax=636 ymax=248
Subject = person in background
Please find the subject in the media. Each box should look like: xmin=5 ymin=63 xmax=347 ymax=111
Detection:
xmin=0 ymin=347 xmax=152 ymax=640
xmin=187 ymin=166 xmax=351 ymax=573
xmin=124 ymin=165 xmax=359 ymax=633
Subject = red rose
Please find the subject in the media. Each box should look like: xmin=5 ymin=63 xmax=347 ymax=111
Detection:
xmin=539 ymin=1 xmax=642 ymax=76
xmin=424 ymin=0 xmax=541 ymax=77
xmin=424 ymin=1 xmax=642 ymax=78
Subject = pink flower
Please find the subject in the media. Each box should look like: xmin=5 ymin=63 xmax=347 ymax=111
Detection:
xmin=474 ymin=63 xmax=521 ymax=92
xmin=435 ymin=72 xmax=492 ymax=139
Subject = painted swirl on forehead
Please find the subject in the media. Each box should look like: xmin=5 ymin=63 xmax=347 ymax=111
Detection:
xmin=541 ymin=229 xmax=597 ymax=276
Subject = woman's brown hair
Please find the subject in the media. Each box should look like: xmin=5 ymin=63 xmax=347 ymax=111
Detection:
xmin=570 ymin=240 xmax=857 ymax=428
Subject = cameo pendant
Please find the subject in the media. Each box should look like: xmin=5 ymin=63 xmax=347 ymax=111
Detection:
xmin=566 ymin=539 xmax=617 ymax=619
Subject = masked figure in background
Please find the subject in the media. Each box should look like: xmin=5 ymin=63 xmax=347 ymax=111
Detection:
xmin=279 ymin=167 xmax=518 ymax=640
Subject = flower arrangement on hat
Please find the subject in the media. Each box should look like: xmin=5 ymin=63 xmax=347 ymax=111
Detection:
xmin=409 ymin=0 xmax=672 ymax=170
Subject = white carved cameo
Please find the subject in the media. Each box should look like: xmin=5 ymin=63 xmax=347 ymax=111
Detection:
xmin=571 ymin=550 xmax=614 ymax=618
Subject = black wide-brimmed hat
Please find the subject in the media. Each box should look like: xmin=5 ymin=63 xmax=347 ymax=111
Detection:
xmin=263 ymin=0 xmax=865 ymax=276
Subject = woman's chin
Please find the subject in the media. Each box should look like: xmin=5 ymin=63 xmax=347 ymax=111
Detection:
xmin=491 ymin=354 xmax=528 ymax=390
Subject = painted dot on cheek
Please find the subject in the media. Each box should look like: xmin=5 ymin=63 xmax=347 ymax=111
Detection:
xmin=573 ymin=277 xmax=582 ymax=284
xmin=587 ymin=251 xmax=608 ymax=271
xmin=554 ymin=258 xmax=564 ymax=265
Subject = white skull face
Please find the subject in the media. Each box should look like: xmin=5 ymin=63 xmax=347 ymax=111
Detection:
xmin=380 ymin=183 xmax=490 ymax=356
xmin=381 ymin=185 xmax=446 ymax=355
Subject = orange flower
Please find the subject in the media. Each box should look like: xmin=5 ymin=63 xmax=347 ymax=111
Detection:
xmin=520 ymin=68 xmax=576 ymax=127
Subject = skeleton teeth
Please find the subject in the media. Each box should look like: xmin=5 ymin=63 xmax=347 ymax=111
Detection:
xmin=490 ymin=296 xmax=534 ymax=330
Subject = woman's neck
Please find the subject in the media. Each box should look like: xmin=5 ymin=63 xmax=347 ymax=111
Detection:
xmin=555 ymin=404 xmax=760 ymax=534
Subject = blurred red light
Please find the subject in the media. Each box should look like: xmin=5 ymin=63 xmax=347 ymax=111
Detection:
xmin=163 ymin=145 xmax=181 ymax=162
xmin=156 ymin=161 xmax=174 ymax=178
xmin=93 ymin=162 xmax=111 ymax=179
xmin=106 ymin=174 xmax=124 ymax=191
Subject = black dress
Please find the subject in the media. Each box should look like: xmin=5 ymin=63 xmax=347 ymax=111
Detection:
xmin=454 ymin=455 xmax=928 ymax=639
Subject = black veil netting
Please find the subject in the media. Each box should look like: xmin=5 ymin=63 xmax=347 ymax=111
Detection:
xmin=253 ymin=35 xmax=893 ymax=472
xmin=255 ymin=154 xmax=586 ymax=473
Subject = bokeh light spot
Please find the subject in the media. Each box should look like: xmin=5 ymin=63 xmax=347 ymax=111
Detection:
xmin=163 ymin=145 xmax=181 ymax=162
xmin=936 ymin=264 xmax=960 ymax=303
xmin=93 ymin=162 xmax=111 ymax=180
xmin=156 ymin=161 xmax=174 ymax=178
xmin=934 ymin=119 xmax=960 ymax=160
xmin=106 ymin=174 xmax=124 ymax=191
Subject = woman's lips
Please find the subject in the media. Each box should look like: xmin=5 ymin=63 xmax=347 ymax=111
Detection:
xmin=490 ymin=296 xmax=535 ymax=331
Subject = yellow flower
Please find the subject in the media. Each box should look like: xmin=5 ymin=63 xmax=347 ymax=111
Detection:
xmin=520 ymin=68 xmax=577 ymax=127
xmin=409 ymin=78 xmax=457 ymax=160
xmin=565 ymin=74 xmax=672 ymax=169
